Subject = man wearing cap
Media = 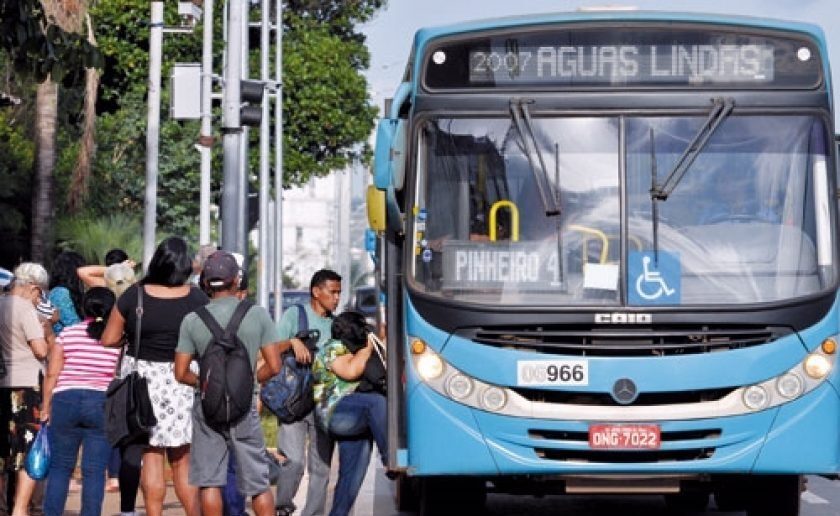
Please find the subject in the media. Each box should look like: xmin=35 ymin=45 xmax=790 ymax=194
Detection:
xmin=174 ymin=251 xmax=283 ymax=516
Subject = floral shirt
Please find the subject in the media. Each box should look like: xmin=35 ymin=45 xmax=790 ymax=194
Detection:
xmin=313 ymin=338 xmax=359 ymax=431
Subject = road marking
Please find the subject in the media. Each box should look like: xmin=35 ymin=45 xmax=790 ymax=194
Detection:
xmin=802 ymin=490 xmax=830 ymax=504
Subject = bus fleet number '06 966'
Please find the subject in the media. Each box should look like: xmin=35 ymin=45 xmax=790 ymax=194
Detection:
xmin=517 ymin=360 xmax=588 ymax=386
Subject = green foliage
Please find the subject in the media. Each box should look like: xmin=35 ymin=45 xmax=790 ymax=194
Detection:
xmin=0 ymin=107 xmax=34 ymax=234
xmin=54 ymin=213 xmax=143 ymax=265
xmin=91 ymin=0 xmax=205 ymax=106
xmin=0 ymin=0 xmax=103 ymax=85
xmin=282 ymin=15 xmax=378 ymax=184
xmin=87 ymin=86 xmax=207 ymax=240
xmin=0 ymin=0 xmax=385 ymax=263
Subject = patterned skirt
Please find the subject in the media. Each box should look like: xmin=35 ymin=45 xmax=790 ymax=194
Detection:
xmin=120 ymin=356 xmax=198 ymax=448
xmin=0 ymin=387 xmax=43 ymax=472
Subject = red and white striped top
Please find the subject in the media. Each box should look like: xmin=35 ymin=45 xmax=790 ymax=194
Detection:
xmin=54 ymin=319 xmax=122 ymax=393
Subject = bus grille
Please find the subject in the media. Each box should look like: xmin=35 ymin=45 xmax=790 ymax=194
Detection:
xmin=534 ymin=447 xmax=716 ymax=463
xmin=530 ymin=428 xmax=720 ymax=463
xmin=461 ymin=324 xmax=791 ymax=356
xmin=513 ymin=387 xmax=734 ymax=406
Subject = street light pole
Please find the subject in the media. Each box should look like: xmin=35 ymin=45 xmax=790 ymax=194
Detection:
xmin=199 ymin=0 xmax=214 ymax=246
xmin=258 ymin=0 xmax=270 ymax=308
xmin=221 ymin=0 xmax=242 ymax=252
xmin=273 ymin=0 xmax=284 ymax=321
xmin=143 ymin=2 xmax=164 ymax=270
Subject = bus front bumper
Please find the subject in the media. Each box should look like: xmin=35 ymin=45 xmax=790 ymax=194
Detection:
xmin=406 ymin=379 xmax=840 ymax=476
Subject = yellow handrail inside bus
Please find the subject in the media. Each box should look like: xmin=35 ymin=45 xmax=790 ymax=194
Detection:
xmin=568 ymin=224 xmax=609 ymax=264
xmin=489 ymin=200 xmax=519 ymax=242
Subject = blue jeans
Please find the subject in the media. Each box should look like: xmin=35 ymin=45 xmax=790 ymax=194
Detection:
xmin=327 ymin=392 xmax=387 ymax=516
xmin=223 ymin=443 xmax=246 ymax=516
xmin=43 ymin=389 xmax=111 ymax=516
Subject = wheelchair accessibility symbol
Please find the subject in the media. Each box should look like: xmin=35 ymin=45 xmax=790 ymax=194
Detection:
xmin=629 ymin=251 xmax=680 ymax=305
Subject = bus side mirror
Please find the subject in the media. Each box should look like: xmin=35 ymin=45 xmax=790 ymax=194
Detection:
xmin=374 ymin=119 xmax=396 ymax=190
xmin=391 ymin=120 xmax=407 ymax=190
xmin=374 ymin=119 xmax=407 ymax=191
xmin=836 ymin=135 xmax=840 ymax=199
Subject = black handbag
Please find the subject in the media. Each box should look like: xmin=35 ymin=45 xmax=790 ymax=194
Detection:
xmin=104 ymin=286 xmax=157 ymax=447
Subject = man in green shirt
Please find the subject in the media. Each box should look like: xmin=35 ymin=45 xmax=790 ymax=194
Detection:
xmin=274 ymin=269 xmax=344 ymax=516
xmin=174 ymin=251 xmax=283 ymax=516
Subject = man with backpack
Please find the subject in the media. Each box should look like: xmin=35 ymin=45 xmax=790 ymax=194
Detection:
xmin=173 ymin=251 xmax=283 ymax=516
xmin=273 ymin=269 xmax=345 ymax=516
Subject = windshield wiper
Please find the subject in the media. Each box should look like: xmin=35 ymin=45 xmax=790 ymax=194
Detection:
xmin=650 ymin=97 xmax=735 ymax=201
xmin=649 ymin=128 xmax=661 ymax=265
xmin=510 ymin=99 xmax=561 ymax=216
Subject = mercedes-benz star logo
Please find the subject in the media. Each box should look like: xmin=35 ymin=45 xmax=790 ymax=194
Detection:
xmin=612 ymin=378 xmax=639 ymax=405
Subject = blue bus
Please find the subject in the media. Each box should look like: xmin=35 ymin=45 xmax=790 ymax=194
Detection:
xmin=368 ymin=11 xmax=838 ymax=515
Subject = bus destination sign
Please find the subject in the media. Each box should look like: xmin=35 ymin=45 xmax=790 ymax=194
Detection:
xmin=441 ymin=241 xmax=562 ymax=291
xmin=424 ymin=26 xmax=821 ymax=89
xmin=469 ymin=44 xmax=774 ymax=85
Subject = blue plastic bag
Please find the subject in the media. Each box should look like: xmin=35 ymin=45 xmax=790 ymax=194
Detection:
xmin=24 ymin=425 xmax=50 ymax=480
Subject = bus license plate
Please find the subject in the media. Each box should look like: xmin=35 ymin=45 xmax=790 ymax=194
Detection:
xmin=588 ymin=424 xmax=661 ymax=449
xmin=516 ymin=360 xmax=588 ymax=386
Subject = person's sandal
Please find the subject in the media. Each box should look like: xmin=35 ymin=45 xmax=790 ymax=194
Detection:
xmin=276 ymin=503 xmax=296 ymax=516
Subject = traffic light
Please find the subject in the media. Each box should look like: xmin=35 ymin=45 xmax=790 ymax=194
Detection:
xmin=240 ymin=80 xmax=264 ymax=127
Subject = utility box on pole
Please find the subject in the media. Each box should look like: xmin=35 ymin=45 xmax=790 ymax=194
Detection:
xmin=170 ymin=63 xmax=202 ymax=119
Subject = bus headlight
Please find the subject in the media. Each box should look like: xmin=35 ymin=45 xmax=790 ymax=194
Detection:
xmin=743 ymin=385 xmax=769 ymax=410
xmin=803 ymin=353 xmax=831 ymax=379
xmin=480 ymin=386 xmax=507 ymax=411
xmin=446 ymin=374 xmax=474 ymax=399
xmin=416 ymin=353 xmax=444 ymax=381
xmin=775 ymin=373 xmax=804 ymax=399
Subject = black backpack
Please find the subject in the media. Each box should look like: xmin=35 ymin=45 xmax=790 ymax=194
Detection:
xmin=260 ymin=304 xmax=321 ymax=423
xmin=196 ymin=300 xmax=255 ymax=426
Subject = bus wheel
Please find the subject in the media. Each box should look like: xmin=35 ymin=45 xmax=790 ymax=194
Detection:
xmin=746 ymin=475 xmax=801 ymax=516
xmin=663 ymin=491 xmax=709 ymax=513
xmin=394 ymin=473 xmax=420 ymax=512
xmin=419 ymin=476 xmax=486 ymax=516
xmin=714 ymin=487 xmax=749 ymax=511
xmin=713 ymin=475 xmax=750 ymax=512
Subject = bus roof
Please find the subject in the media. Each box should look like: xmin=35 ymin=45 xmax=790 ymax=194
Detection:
xmin=412 ymin=11 xmax=826 ymax=49
xmin=383 ymin=11 xmax=831 ymax=117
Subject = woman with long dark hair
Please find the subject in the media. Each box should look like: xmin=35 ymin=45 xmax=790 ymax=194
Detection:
xmin=41 ymin=287 xmax=122 ymax=516
xmin=102 ymin=236 xmax=207 ymax=516
xmin=48 ymin=251 xmax=87 ymax=335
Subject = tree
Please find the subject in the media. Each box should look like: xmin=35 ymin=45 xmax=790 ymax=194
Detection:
xmin=0 ymin=0 xmax=101 ymax=261
xmin=0 ymin=0 xmax=384 ymax=264
xmin=281 ymin=14 xmax=378 ymax=184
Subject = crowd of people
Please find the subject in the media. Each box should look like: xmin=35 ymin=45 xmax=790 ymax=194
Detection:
xmin=0 ymin=237 xmax=389 ymax=516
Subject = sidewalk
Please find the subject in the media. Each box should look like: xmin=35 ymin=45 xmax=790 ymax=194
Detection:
xmin=64 ymin=455 xmax=395 ymax=515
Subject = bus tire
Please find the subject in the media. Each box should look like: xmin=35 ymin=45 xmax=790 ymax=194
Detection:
xmin=663 ymin=491 xmax=709 ymax=513
xmin=714 ymin=487 xmax=750 ymax=511
xmin=394 ymin=474 xmax=420 ymax=512
xmin=419 ymin=476 xmax=486 ymax=516
xmin=746 ymin=475 xmax=801 ymax=516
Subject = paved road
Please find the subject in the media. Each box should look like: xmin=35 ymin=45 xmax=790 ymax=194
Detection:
xmin=66 ymin=467 xmax=840 ymax=515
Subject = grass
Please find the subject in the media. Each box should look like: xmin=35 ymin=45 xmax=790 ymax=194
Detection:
xmin=261 ymin=408 xmax=279 ymax=447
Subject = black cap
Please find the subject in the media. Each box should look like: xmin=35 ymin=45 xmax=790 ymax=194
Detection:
xmin=203 ymin=251 xmax=240 ymax=288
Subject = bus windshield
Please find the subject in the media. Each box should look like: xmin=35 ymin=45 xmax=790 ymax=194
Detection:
xmin=410 ymin=114 xmax=836 ymax=307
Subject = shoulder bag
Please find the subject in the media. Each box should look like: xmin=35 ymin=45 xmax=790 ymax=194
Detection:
xmin=104 ymin=286 xmax=158 ymax=447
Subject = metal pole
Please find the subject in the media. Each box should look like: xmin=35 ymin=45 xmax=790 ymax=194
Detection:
xmin=221 ymin=0 xmax=242 ymax=252
xmin=238 ymin=0 xmax=249 ymax=258
xmin=199 ymin=0 xmax=214 ymax=246
xmin=257 ymin=0 xmax=270 ymax=308
xmin=143 ymin=2 xmax=164 ymax=270
xmin=273 ymin=0 xmax=284 ymax=321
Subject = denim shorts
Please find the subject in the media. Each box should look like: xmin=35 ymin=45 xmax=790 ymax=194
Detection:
xmin=189 ymin=395 xmax=270 ymax=497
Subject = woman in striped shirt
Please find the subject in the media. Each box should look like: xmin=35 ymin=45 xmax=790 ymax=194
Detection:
xmin=41 ymin=287 xmax=121 ymax=516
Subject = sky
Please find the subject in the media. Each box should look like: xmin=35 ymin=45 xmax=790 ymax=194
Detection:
xmin=360 ymin=0 xmax=840 ymax=126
